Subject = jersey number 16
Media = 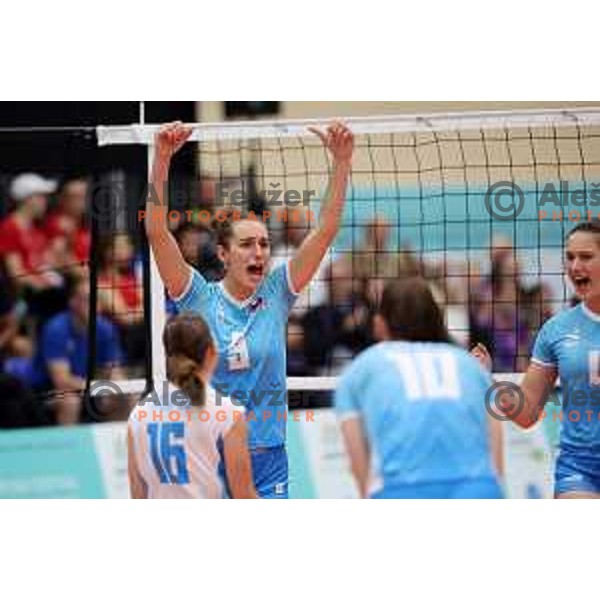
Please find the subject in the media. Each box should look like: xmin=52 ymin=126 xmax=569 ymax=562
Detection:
xmin=147 ymin=422 xmax=190 ymax=485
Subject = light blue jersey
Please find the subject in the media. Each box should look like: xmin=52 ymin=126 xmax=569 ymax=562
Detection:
xmin=172 ymin=262 xmax=297 ymax=450
xmin=335 ymin=342 xmax=499 ymax=496
xmin=532 ymin=302 xmax=600 ymax=464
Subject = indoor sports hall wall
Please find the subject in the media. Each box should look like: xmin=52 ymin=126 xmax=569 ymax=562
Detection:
xmin=198 ymin=101 xmax=600 ymax=122
xmin=0 ymin=412 xmax=559 ymax=499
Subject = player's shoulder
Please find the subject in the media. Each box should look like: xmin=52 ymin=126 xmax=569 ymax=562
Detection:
xmin=189 ymin=267 xmax=219 ymax=294
xmin=262 ymin=260 xmax=295 ymax=295
xmin=408 ymin=341 xmax=482 ymax=368
xmin=138 ymin=381 xmax=180 ymax=409
xmin=356 ymin=342 xmax=388 ymax=364
xmin=343 ymin=342 xmax=396 ymax=377
xmin=172 ymin=267 xmax=217 ymax=304
xmin=539 ymin=304 xmax=582 ymax=336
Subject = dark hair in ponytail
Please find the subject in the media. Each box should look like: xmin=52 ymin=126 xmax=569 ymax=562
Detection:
xmin=163 ymin=313 xmax=214 ymax=406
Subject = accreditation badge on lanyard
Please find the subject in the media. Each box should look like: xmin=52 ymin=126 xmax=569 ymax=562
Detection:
xmin=227 ymin=331 xmax=251 ymax=372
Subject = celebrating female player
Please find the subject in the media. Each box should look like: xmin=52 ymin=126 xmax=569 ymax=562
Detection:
xmin=128 ymin=313 xmax=257 ymax=499
xmin=145 ymin=121 xmax=354 ymax=498
xmin=335 ymin=278 xmax=504 ymax=499
xmin=473 ymin=221 xmax=600 ymax=499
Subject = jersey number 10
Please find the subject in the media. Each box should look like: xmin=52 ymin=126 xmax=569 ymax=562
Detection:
xmin=147 ymin=423 xmax=190 ymax=485
xmin=390 ymin=351 xmax=461 ymax=401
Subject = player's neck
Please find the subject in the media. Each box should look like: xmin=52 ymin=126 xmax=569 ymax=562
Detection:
xmin=222 ymin=276 xmax=254 ymax=302
xmin=584 ymin=297 xmax=600 ymax=316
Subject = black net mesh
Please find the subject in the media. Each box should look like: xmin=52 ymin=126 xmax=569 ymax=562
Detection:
xmin=3 ymin=113 xmax=600 ymax=428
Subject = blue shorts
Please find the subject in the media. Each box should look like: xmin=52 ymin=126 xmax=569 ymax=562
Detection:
xmin=251 ymin=446 xmax=288 ymax=499
xmin=371 ymin=477 xmax=503 ymax=499
xmin=555 ymin=452 xmax=600 ymax=496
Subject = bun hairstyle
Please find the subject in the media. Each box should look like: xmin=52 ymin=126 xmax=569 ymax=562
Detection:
xmin=379 ymin=278 xmax=452 ymax=344
xmin=163 ymin=313 xmax=214 ymax=406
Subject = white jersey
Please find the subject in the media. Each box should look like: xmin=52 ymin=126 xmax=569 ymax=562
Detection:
xmin=128 ymin=384 xmax=243 ymax=499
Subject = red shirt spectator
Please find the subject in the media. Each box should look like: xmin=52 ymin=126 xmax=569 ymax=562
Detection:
xmin=98 ymin=271 xmax=141 ymax=310
xmin=0 ymin=215 xmax=49 ymax=275
xmin=44 ymin=177 xmax=91 ymax=266
xmin=45 ymin=212 xmax=90 ymax=264
xmin=97 ymin=233 xmax=143 ymax=325
xmin=0 ymin=173 xmax=60 ymax=290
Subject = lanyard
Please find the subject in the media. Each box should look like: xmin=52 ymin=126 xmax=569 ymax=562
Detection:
xmin=216 ymin=288 xmax=263 ymax=353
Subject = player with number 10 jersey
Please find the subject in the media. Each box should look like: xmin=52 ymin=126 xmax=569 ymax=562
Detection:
xmin=335 ymin=279 xmax=503 ymax=499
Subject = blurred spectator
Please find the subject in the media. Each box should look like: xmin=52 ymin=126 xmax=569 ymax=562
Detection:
xmin=44 ymin=176 xmax=91 ymax=272
xmin=0 ymin=272 xmax=20 ymax=365
xmin=0 ymin=173 xmax=67 ymax=322
xmin=286 ymin=316 xmax=309 ymax=376
xmin=0 ymin=265 xmax=32 ymax=366
xmin=174 ymin=222 xmax=223 ymax=281
xmin=272 ymin=210 xmax=332 ymax=315
xmin=29 ymin=277 xmax=125 ymax=425
xmin=97 ymin=233 xmax=145 ymax=365
xmin=522 ymin=281 xmax=554 ymax=333
xmin=0 ymin=374 xmax=47 ymax=429
xmin=351 ymin=218 xmax=420 ymax=294
xmin=471 ymin=244 xmax=530 ymax=372
xmin=303 ymin=257 xmax=372 ymax=375
xmin=0 ymin=264 xmax=47 ymax=428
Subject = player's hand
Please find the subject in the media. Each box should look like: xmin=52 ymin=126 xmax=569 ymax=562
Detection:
xmin=309 ymin=121 xmax=354 ymax=165
xmin=471 ymin=343 xmax=492 ymax=371
xmin=155 ymin=122 xmax=193 ymax=161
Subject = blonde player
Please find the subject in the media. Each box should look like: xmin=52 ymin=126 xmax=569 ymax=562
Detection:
xmin=128 ymin=313 xmax=258 ymax=499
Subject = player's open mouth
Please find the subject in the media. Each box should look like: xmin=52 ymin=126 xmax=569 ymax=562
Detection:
xmin=247 ymin=264 xmax=264 ymax=278
xmin=573 ymin=276 xmax=591 ymax=293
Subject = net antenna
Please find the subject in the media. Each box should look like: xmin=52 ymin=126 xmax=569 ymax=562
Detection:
xmin=96 ymin=107 xmax=600 ymax=396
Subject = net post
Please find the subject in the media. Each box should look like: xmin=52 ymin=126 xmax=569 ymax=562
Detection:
xmin=147 ymin=142 xmax=167 ymax=385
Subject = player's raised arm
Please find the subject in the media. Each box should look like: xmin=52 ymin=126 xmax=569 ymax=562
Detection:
xmin=289 ymin=122 xmax=354 ymax=294
xmin=223 ymin=421 xmax=259 ymax=499
xmin=145 ymin=122 xmax=194 ymax=299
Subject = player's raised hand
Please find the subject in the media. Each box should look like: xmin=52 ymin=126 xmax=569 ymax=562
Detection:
xmin=155 ymin=121 xmax=193 ymax=160
xmin=309 ymin=121 xmax=354 ymax=165
xmin=471 ymin=343 xmax=493 ymax=371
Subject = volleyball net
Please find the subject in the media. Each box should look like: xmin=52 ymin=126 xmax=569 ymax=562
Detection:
xmin=2 ymin=108 xmax=600 ymax=424
xmin=97 ymin=108 xmax=600 ymax=397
